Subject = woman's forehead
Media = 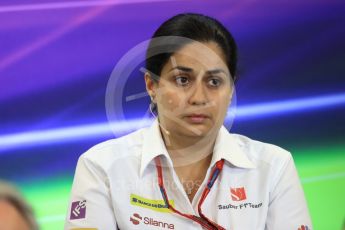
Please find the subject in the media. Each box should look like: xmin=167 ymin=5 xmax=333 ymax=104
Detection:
xmin=166 ymin=65 xmax=228 ymax=76
xmin=162 ymin=41 xmax=227 ymax=70
xmin=175 ymin=41 xmax=225 ymax=60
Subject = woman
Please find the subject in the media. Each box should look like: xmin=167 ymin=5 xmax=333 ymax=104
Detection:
xmin=65 ymin=13 xmax=312 ymax=230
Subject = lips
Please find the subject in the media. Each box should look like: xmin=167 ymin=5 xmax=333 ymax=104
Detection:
xmin=185 ymin=113 xmax=209 ymax=118
xmin=184 ymin=113 xmax=209 ymax=123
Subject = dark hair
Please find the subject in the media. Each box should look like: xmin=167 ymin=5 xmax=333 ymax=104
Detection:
xmin=145 ymin=13 xmax=238 ymax=115
xmin=145 ymin=13 xmax=238 ymax=81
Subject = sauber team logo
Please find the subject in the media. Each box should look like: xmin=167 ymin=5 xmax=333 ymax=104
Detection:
xmin=230 ymin=187 xmax=247 ymax=201
xmin=129 ymin=213 xmax=175 ymax=229
xmin=219 ymin=187 xmax=262 ymax=210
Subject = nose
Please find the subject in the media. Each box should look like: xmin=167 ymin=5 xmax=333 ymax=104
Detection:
xmin=188 ymin=81 xmax=208 ymax=106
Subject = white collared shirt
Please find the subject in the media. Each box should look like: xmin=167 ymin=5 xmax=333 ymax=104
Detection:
xmin=65 ymin=119 xmax=312 ymax=230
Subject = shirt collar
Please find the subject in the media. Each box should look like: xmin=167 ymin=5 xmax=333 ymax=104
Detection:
xmin=140 ymin=119 xmax=255 ymax=177
xmin=211 ymin=125 xmax=256 ymax=169
xmin=140 ymin=118 xmax=173 ymax=177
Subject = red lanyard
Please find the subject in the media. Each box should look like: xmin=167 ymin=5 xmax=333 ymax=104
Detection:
xmin=154 ymin=156 xmax=226 ymax=230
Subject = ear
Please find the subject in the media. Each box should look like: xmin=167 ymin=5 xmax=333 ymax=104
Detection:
xmin=144 ymin=72 xmax=157 ymax=100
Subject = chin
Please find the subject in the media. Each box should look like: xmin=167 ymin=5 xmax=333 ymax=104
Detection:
xmin=181 ymin=125 xmax=211 ymax=137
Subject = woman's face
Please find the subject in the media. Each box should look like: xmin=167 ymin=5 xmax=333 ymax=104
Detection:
xmin=147 ymin=41 xmax=233 ymax=138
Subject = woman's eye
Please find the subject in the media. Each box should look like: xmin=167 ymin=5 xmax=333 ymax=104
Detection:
xmin=175 ymin=76 xmax=189 ymax=86
xmin=208 ymin=78 xmax=222 ymax=87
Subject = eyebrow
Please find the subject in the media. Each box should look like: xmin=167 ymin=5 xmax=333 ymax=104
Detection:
xmin=169 ymin=66 xmax=227 ymax=75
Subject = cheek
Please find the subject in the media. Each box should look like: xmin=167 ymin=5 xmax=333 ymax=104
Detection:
xmin=158 ymin=89 xmax=183 ymax=112
xmin=213 ymin=92 xmax=231 ymax=112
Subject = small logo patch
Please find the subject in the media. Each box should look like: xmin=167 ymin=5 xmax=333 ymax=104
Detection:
xmin=298 ymin=225 xmax=310 ymax=230
xmin=70 ymin=229 xmax=98 ymax=230
xmin=70 ymin=200 xmax=86 ymax=220
xmin=130 ymin=213 xmax=142 ymax=225
xmin=230 ymin=187 xmax=247 ymax=201
xmin=130 ymin=194 xmax=174 ymax=213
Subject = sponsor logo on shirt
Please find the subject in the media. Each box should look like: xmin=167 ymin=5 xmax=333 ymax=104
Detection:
xmin=130 ymin=193 xmax=175 ymax=213
xmin=130 ymin=213 xmax=142 ymax=225
xmin=298 ymin=225 xmax=310 ymax=230
xmin=230 ymin=187 xmax=247 ymax=201
xmin=70 ymin=200 xmax=86 ymax=220
xmin=218 ymin=202 xmax=263 ymax=210
xmin=218 ymin=187 xmax=263 ymax=210
xmin=130 ymin=212 xmax=175 ymax=229
xmin=70 ymin=229 xmax=98 ymax=230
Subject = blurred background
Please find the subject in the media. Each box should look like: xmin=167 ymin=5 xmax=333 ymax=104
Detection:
xmin=0 ymin=0 xmax=344 ymax=229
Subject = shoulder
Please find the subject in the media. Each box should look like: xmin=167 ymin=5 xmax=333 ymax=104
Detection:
xmin=229 ymin=133 xmax=296 ymax=192
xmin=78 ymin=126 xmax=148 ymax=171
xmin=231 ymin=133 xmax=292 ymax=168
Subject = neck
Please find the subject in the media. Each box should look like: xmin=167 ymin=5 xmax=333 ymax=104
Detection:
xmin=160 ymin=127 xmax=216 ymax=201
xmin=159 ymin=125 xmax=218 ymax=168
